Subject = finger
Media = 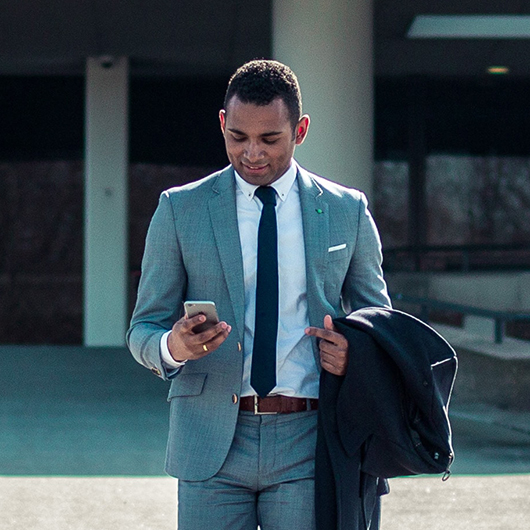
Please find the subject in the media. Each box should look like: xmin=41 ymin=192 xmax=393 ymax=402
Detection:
xmin=202 ymin=325 xmax=231 ymax=351
xmin=321 ymin=363 xmax=345 ymax=377
xmin=180 ymin=314 xmax=207 ymax=333
xmin=320 ymin=351 xmax=348 ymax=376
xmin=318 ymin=339 xmax=344 ymax=356
xmin=307 ymin=327 xmax=348 ymax=350
xmin=323 ymin=314 xmax=335 ymax=332
xmin=305 ymin=326 xmax=336 ymax=342
xmin=322 ymin=316 xmax=349 ymax=347
xmin=320 ymin=341 xmax=347 ymax=359
xmin=191 ymin=321 xmax=231 ymax=344
xmin=193 ymin=326 xmax=231 ymax=358
xmin=320 ymin=354 xmax=343 ymax=375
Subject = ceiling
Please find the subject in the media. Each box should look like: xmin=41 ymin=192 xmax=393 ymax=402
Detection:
xmin=1 ymin=0 xmax=530 ymax=78
xmin=375 ymin=0 xmax=530 ymax=77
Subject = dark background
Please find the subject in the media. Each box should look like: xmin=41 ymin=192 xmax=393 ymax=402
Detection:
xmin=1 ymin=74 xmax=530 ymax=343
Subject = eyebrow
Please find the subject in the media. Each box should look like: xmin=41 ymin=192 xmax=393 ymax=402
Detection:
xmin=227 ymin=128 xmax=283 ymax=137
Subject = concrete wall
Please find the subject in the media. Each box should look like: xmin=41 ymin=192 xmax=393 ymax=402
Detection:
xmin=387 ymin=271 xmax=530 ymax=340
xmin=387 ymin=271 xmax=530 ymax=311
xmin=451 ymin=346 xmax=530 ymax=411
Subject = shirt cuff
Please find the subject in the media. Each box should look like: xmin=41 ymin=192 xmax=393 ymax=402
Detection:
xmin=160 ymin=330 xmax=187 ymax=369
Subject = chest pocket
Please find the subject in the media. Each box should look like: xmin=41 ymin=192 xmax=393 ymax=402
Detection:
xmin=328 ymin=243 xmax=348 ymax=262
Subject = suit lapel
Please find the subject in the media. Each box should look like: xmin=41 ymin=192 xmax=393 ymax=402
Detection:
xmin=207 ymin=164 xmax=330 ymax=340
xmin=208 ymin=166 xmax=245 ymax=337
xmin=297 ymin=166 xmax=329 ymax=327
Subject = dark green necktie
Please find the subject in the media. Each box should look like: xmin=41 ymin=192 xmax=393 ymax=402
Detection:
xmin=251 ymin=186 xmax=279 ymax=397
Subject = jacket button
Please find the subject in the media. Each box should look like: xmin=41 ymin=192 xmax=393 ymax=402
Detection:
xmin=232 ymin=394 xmax=239 ymax=404
xmin=151 ymin=367 xmax=162 ymax=376
xmin=237 ymin=342 xmax=242 ymax=351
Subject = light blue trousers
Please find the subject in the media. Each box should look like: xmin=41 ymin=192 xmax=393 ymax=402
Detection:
xmin=177 ymin=410 xmax=318 ymax=530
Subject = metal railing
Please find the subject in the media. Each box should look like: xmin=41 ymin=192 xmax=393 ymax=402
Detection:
xmin=392 ymin=293 xmax=530 ymax=344
xmin=383 ymin=243 xmax=530 ymax=273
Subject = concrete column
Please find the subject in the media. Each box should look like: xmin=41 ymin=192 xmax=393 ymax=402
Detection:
xmin=273 ymin=0 xmax=374 ymax=198
xmin=84 ymin=57 xmax=129 ymax=346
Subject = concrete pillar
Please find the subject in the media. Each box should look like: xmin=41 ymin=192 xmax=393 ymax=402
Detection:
xmin=84 ymin=57 xmax=129 ymax=346
xmin=273 ymin=0 xmax=374 ymax=198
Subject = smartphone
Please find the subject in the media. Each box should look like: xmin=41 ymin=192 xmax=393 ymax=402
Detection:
xmin=184 ymin=301 xmax=219 ymax=333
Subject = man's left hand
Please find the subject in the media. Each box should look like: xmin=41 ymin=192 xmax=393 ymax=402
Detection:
xmin=305 ymin=315 xmax=349 ymax=376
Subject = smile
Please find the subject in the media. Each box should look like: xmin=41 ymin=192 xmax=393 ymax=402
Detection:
xmin=244 ymin=164 xmax=268 ymax=171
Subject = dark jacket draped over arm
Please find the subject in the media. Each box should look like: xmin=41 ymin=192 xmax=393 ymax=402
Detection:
xmin=316 ymin=307 xmax=457 ymax=530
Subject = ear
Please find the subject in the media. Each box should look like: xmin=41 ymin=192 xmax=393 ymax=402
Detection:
xmin=219 ymin=109 xmax=226 ymax=134
xmin=295 ymin=115 xmax=310 ymax=145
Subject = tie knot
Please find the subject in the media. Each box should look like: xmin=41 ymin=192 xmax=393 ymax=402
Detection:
xmin=255 ymin=186 xmax=276 ymax=206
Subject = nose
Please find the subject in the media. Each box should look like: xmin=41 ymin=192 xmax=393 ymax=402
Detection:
xmin=244 ymin=141 xmax=264 ymax=162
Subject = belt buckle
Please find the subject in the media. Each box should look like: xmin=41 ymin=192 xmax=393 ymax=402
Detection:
xmin=253 ymin=395 xmax=278 ymax=415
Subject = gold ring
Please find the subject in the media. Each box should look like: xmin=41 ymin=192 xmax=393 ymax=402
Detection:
xmin=202 ymin=344 xmax=209 ymax=352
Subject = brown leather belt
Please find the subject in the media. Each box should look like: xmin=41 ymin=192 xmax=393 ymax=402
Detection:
xmin=239 ymin=395 xmax=318 ymax=415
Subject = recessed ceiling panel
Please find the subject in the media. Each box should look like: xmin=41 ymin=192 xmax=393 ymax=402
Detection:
xmin=408 ymin=15 xmax=530 ymax=39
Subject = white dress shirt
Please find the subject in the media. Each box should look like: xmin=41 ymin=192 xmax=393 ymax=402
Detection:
xmin=161 ymin=162 xmax=319 ymax=398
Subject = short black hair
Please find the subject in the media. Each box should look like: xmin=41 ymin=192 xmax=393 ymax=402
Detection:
xmin=224 ymin=60 xmax=302 ymax=128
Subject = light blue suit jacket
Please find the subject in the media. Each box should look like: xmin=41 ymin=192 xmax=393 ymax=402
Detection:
xmin=126 ymin=163 xmax=390 ymax=480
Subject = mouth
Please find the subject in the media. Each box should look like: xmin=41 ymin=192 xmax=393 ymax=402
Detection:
xmin=243 ymin=163 xmax=268 ymax=172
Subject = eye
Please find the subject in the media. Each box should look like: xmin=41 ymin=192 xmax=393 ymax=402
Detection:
xmin=263 ymin=138 xmax=279 ymax=145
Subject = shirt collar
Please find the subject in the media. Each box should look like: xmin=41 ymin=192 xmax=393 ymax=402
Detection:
xmin=234 ymin=162 xmax=297 ymax=203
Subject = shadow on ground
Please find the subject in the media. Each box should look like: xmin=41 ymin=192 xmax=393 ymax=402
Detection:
xmin=0 ymin=346 xmax=168 ymax=476
xmin=2 ymin=345 xmax=530 ymax=477
xmin=2 ymin=346 xmax=530 ymax=529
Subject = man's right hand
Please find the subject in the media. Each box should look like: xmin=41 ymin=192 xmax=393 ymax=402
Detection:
xmin=167 ymin=314 xmax=232 ymax=362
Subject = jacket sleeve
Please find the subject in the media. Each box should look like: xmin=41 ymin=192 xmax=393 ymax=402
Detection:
xmin=341 ymin=192 xmax=391 ymax=314
xmin=126 ymin=191 xmax=187 ymax=380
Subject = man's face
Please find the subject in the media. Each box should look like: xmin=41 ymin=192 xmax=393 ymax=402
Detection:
xmin=220 ymin=96 xmax=309 ymax=186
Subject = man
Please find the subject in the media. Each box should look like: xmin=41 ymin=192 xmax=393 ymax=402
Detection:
xmin=127 ymin=59 xmax=390 ymax=530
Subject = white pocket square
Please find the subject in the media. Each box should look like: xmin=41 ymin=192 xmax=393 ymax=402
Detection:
xmin=328 ymin=243 xmax=346 ymax=253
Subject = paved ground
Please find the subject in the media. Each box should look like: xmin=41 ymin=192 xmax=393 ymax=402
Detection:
xmin=0 ymin=477 xmax=176 ymax=530
xmin=1 ymin=472 xmax=529 ymax=529
xmin=1 ymin=345 xmax=530 ymax=529
xmin=382 ymin=474 xmax=530 ymax=530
